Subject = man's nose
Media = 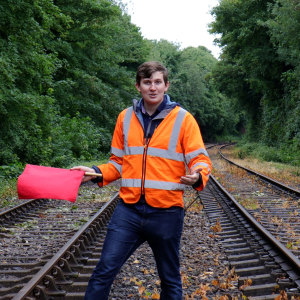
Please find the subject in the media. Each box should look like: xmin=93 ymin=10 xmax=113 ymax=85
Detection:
xmin=150 ymin=82 xmax=156 ymax=90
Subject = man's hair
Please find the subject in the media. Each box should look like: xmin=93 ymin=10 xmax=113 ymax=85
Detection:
xmin=136 ymin=61 xmax=168 ymax=85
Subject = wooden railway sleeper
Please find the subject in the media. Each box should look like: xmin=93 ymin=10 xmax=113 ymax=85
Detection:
xmin=43 ymin=275 xmax=66 ymax=297
xmin=91 ymin=221 xmax=101 ymax=232
xmin=51 ymin=265 xmax=73 ymax=285
xmin=92 ymin=225 xmax=102 ymax=238
xmin=97 ymin=216 xmax=107 ymax=228
xmin=69 ymin=244 xmax=89 ymax=262
xmin=85 ymin=228 xmax=96 ymax=243
xmin=79 ymin=235 xmax=94 ymax=250
xmin=57 ymin=258 xmax=78 ymax=278
xmin=101 ymin=212 xmax=108 ymax=223
xmin=77 ymin=239 xmax=92 ymax=257
xmin=4 ymin=213 xmax=12 ymax=222
xmin=33 ymin=285 xmax=54 ymax=300
xmin=63 ymin=251 xmax=84 ymax=269
xmin=108 ymin=206 xmax=114 ymax=216
xmin=17 ymin=265 xmax=72 ymax=299
xmin=277 ymin=277 xmax=297 ymax=289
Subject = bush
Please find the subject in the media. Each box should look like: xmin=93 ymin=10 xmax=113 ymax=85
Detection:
xmin=235 ymin=141 xmax=300 ymax=166
xmin=0 ymin=163 xmax=24 ymax=179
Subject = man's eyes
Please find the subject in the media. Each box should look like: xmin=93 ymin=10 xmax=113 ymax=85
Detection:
xmin=143 ymin=81 xmax=162 ymax=84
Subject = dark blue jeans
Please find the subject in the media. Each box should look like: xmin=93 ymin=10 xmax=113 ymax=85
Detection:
xmin=84 ymin=199 xmax=184 ymax=300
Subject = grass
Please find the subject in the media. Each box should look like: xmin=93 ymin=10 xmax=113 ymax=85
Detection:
xmin=234 ymin=142 xmax=300 ymax=167
xmin=0 ymin=178 xmax=19 ymax=209
xmin=221 ymin=145 xmax=300 ymax=190
xmin=238 ymin=197 xmax=260 ymax=210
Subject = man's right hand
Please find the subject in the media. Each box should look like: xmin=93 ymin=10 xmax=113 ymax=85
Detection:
xmin=71 ymin=166 xmax=96 ymax=183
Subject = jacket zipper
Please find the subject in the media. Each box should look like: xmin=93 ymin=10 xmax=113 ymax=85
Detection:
xmin=141 ymin=134 xmax=151 ymax=195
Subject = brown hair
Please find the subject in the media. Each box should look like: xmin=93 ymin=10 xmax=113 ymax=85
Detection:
xmin=136 ymin=61 xmax=168 ymax=85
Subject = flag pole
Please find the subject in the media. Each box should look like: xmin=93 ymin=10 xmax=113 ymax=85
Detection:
xmin=85 ymin=172 xmax=102 ymax=177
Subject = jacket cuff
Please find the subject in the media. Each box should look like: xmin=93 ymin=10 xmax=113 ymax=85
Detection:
xmin=192 ymin=173 xmax=202 ymax=189
xmin=91 ymin=165 xmax=103 ymax=184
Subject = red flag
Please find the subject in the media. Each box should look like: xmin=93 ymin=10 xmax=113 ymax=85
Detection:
xmin=17 ymin=164 xmax=85 ymax=203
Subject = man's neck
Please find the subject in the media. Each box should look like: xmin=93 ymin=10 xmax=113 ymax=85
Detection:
xmin=143 ymin=99 xmax=163 ymax=116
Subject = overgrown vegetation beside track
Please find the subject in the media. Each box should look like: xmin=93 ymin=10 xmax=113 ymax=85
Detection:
xmin=234 ymin=142 xmax=300 ymax=167
xmin=220 ymin=145 xmax=300 ymax=190
xmin=209 ymin=0 xmax=300 ymax=158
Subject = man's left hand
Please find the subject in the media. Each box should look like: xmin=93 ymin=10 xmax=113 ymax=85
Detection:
xmin=180 ymin=167 xmax=203 ymax=186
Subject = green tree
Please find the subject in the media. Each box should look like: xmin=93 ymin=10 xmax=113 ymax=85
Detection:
xmin=209 ymin=0 xmax=290 ymax=145
xmin=265 ymin=0 xmax=300 ymax=149
xmin=0 ymin=0 xmax=148 ymax=168
xmin=0 ymin=0 xmax=69 ymax=165
xmin=49 ymin=0 xmax=147 ymax=130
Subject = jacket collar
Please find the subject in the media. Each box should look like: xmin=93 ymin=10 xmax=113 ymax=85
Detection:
xmin=132 ymin=94 xmax=179 ymax=113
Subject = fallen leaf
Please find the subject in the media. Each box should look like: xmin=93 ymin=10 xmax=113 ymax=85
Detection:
xmin=138 ymin=286 xmax=145 ymax=295
xmin=212 ymin=279 xmax=219 ymax=286
xmin=151 ymin=289 xmax=160 ymax=299
xmin=219 ymin=296 xmax=229 ymax=300
xmin=211 ymin=218 xmax=222 ymax=233
xmin=155 ymin=280 xmax=161 ymax=286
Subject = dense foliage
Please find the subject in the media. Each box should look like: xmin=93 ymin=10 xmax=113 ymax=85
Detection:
xmin=0 ymin=0 xmax=146 ymax=168
xmin=0 ymin=0 xmax=237 ymax=175
xmin=209 ymin=0 xmax=300 ymax=165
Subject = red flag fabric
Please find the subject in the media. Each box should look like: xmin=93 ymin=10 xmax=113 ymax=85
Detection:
xmin=17 ymin=164 xmax=85 ymax=203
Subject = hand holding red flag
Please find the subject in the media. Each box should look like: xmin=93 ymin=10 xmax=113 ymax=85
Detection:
xmin=17 ymin=164 xmax=101 ymax=203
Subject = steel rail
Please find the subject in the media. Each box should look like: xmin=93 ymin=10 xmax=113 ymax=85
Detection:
xmin=210 ymin=172 xmax=300 ymax=273
xmin=0 ymin=199 xmax=49 ymax=224
xmin=12 ymin=192 xmax=119 ymax=300
xmin=0 ymin=199 xmax=44 ymax=216
xmin=219 ymin=144 xmax=300 ymax=197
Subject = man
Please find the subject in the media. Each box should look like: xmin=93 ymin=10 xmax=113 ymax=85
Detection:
xmin=72 ymin=61 xmax=211 ymax=299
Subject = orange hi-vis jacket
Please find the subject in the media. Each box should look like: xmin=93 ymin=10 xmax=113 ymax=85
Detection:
xmin=97 ymin=98 xmax=211 ymax=208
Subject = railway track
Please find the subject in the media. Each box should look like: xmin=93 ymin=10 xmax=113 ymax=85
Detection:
xmin=218 ymin=145 xmax=300 ymax=258
xmin=209 ymin=144 xmax=300 ymax=299
xmin=218 ymin=144 xmax=300 ymax=199
xmin=0 ymin=186 xmax=119 ymax=300
xmin=1 ymin=144 xmax=300 ymax=299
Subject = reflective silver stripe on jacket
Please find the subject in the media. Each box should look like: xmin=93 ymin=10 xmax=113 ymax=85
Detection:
xmin=121 ymin=178 xmax=185 ymax=191
xmin=123 ymin=107 xmax=134 ymax=155
xmin=123 ymin=107 xmax=187 ymax=162
xmin=191 ymin=162 xmax=211 ymax=174
xmin=125 ymin=146 xmax=144 ymax=155
xmin=147 ymin=148 xmax=185 ymax=161
xmin=108 ymin=160 xmax=122 ymax=174
xmin=144 ymin=180 xmax=184 ymax=190
xmin=111 ymin=147 xmax=124 ymax=158
xmin=121 ymin=178 xmax=141 ymax=188
xmin=185 ymin=148 xmax=209 ymax=165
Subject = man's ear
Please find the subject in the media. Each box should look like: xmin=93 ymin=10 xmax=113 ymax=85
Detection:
xmin=135 ymin=82 xmax=141 ymax=93
xmin=164 ymin=81 xmax=170 ymax=92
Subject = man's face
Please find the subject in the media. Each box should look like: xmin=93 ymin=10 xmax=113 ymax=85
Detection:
xmin=135 ymin=71 xmax=169 ymax=107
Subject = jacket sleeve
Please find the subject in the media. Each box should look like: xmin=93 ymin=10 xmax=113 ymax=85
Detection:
xmin=181 ymin=112 xmax=212 ymax=191
xmin=96 ymin=110 xmax=125 ymax=187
